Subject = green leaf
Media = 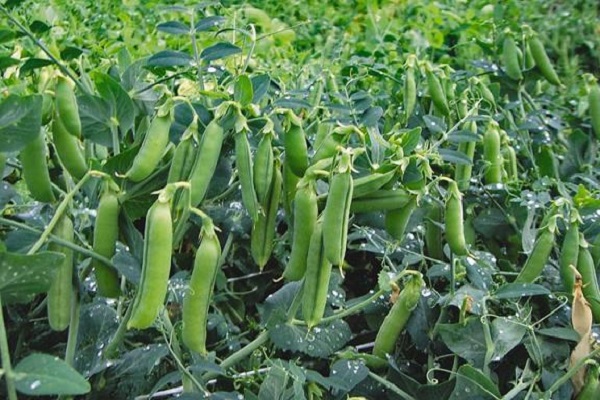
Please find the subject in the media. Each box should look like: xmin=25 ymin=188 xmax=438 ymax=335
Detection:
xmin=234 ymin=74 xmax=254 ymax=106
xmin=328 ymin=359 xmax=369 ymax=392
xmin=195 ymin=16 xmax=226 ymax=32
xmin=147 ymin=50 xmax=192 ymax=67
xmin=14 ymin=353 xmax=91 ymax=396
xmin=251 ymin=74 xmax=270 ymax=103
xmin=258 ymin=360 xmax=293 ymax=400
xmin=398 ymin=127 xmax=422 ymax=153
xmin=493 ymin=283 xmax=550 ymax=299
xmin=447 ymin=129 xmax=480 ymax=143
xmin=157 ymin=21 xmax=189 ymax=35
xmin=0 ymin=56 xmax=20 ymax=69
xmin=19 ymin=58 xmax=53 ymax=75
xmin=92 ymin=71 xmax=135 ymax=136
xmin=439 ymin=148 xmax=473 ymax=165
xmin=423 ymin=115 xmax=446 ymax=134
xmin=269 ymin=320 xmax=352 ymax=358
xmin=0 ymin=94 xmax=42 ymax=152
xmin=536 ymin=327 xmax=580 ymax=342
xmin=201 ymin=42 xmax=241 ymax=61
xmin=78 ymin=93 xmax=113 ymax=146
xmin=0 ymin=29 xmax=16 ymax=44
xmin=438 ymin=318 xmax=486 ymax=368
xmin=0 ymin=251 xmax=63 ymax=304
xmin=60 ymin=46 xmax=84 ymax=61
xmin=449 ymin=365 xmax=501 ymax=399
xmin=490 ymin=317 xmax=527 ymax=361
xmin=75 ymin=303 xmax=119 ymax=376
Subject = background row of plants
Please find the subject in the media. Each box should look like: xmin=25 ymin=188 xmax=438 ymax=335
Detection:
xmin=1 ymin=0 xmax=600 ymax=399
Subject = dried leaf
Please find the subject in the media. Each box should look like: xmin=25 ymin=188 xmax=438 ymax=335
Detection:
xmin=569 ymin=332 xmax=591 ymax=395
xmin=572 ymin=268 xmax=593 ymax=338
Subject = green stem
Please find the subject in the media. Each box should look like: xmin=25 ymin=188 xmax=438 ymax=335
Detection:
xmin=111 ymin=125 xmax=120 ymax=156
xmin=545 ymin=346 xmax=600 ymax=395
xmin=64 ymin=293 xmax=80 ymax=367
xmin=203 ymin=331 xmax=269 ymax=382
xmin=0 ymin=217 xmax=115 ymax=271
xmin=189 ymin=13 xmax=205 ymax=93
xmin=0 ymin=297 xmax=18 ymax=400
xmin=480 ymin=299 xmax=495 ymax=376
xmin=286 ymin=282 xmax=304 ymax=322
xmin=27 ymin=171 xmax=93 ymax=255
xmin=103 ymin=302 xmax=134 ymax=359
xmin=367 ymin=371 xmax=415 ymax=400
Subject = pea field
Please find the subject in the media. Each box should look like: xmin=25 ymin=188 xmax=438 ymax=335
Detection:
xmin=1 ymin=0 xmax=600 ymax=399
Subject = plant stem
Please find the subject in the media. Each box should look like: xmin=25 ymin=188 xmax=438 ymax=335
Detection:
xmin=0 ymin=297 xmax=18 ymax=400
xmin=64 ymin=293 xmax=80 ymax=367
xmin=27 ymin=171 xmax=93 ymax=255
xmin=103 ymin=302 xmax=133 ymax=359
xmin=367 ymin=371 xmax=416 ymax=400
xmin=545 ymin=347 xmax=600 ymax=395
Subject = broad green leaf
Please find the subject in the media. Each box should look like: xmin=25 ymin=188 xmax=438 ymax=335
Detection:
xmin=19 ymin=58 xmax=53 ymax=74
xmin=29 ymin=20 xmax=50 ymax=34
xmin=75 ymin=302 xmax=119 ymax=376
xmin=234 ymin=74 xmax=253 ymax=106
xmin=0 ymin=95 xmax=42 ymax=152
xmin=449 ymin=365 xmax=501 ymax=399
xmin=14 ymin=353 xmax=91 ymax=396
xmin=258 ymin=281 xmax=301 ymax=325
xmin=0 ymin=55 xmax=20 ymax=69
xmin=195 ymin=16 xmax=225 ymax=31
xmin=92 ymin=71 xmax=135 ymax=136
xmin=447 ymin=129 xmax=480 ymax=143
xmin=269 ymin=319 xmax=352 ymax=358
xmin=147 ymin=50 xmax=192 ymax=67
xmin=251 ymin=74 xmax=270 ymax=103
xmin=328 ymin=359 xmax=369 ymax=392
xmin=398 ymin=127 xmax=422 ymax=153
xmin=60 ymin=46 xmax=84 ymax=61
xmin=258 ymin=360 xmax=293 ymax=400
xmin=0 ymin=251 xmax=63 ymax=304
xmin=78 ymin=93 xmax=113 ymax=146
xmin=439 ymin=148 xmax=473 ymax=165
xmin=438 ymin=318 xmax=486 ymax=368
xmin=0 ymin=29 xmax=16 ymax=44
xmin=361 ymin=106 xmax=383 ymax=127
xmin=490 ymin=317 xmax=527 ymax=361
xmin=273 ymin=97 xmax=312 ymax=109
xmin=157 ymin=21 xmax=189 ymax=35
xmin=200 ymin=42 xmax=241 ymax=61
xmin=493 ymin=283 xmax=550 ymax=299
xmin=536 ymin=327 xmax=580 ymax=342
xmin=423 ymin=115 xmax=446 ymax=134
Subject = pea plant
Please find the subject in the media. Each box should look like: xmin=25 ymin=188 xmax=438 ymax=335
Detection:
xmin=1 ymin=0 xmax=600 ymax=399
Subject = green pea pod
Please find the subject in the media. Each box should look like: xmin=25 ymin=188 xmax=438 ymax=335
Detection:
xmin=313 ymin=124 xmax=342 ymax=163
xmin=352 ymin=169 xmax=397 ymax=199
xmin=323 ymin=153 xmax=353 ymax=266
xmin=590 ymin=234 xmax=600 ymax=268
xmin=189 ymin=119 xmax=224 ymax=207
xmin=502 ymin=144 xmax=519 ymax=182
xmin=404 ymin=55 xmax=417 ymax=120
xmin=302 ymin=222 xmax=333 ymax=328
xmin=282 ymin=111 xmax=309 ymax=177
xmin=524 ymin=41 xmax=536 ymax=70
xmin=577 ymin=235 xmax=600 ymax=322
xmin=559 ymin=221 xmax=579 ymax=294
xmin=502 ymin=34 xmax=523 ymax=81
xmin=445 ymin=181 xmax=468 ymax=256
xmin=182 ymin=219 xmax=221 ymax=356
xmin=41 ymin=92 xmax=54 ymax=126
xmin=514 ymin=218 xmax=556 ymax=283
xmin=529 ymin=35 xmax=561 ymax=85
xmin=52 ymin=114 xmax=88 ymax=180
xmin=251 ymin=159 xmax=282 ymax=269
xmin=588 ymin=84 xmax=600 ymax=140
xmin=576 ymin=363 xmax=600 ymax=400
xmin=282 ymin=158 xmax=300 ymax=225
xmin=483 ymin=121 xmax=503 ymax=185
xmin=47 ymin=214 xmax=74 ymax=331
xmin=283 ymin=179 xmax=318 ymax=281
xmin=126 ymin=112 xmax=172 ymax=182
xmin=253 ymin=133 xmax=274 ymax=204
xmin=19 ymin=131 xmax=55 ymax=203
xmin=128 ymin=196 xmax=173 ymax=329
xmin=536 ymin=145 xmax=559 ymax=179
xmin=167 ymin=122 xmax=198 ymax=185
xmin=425 ymin=66 xmax=450 ymax=117
xmin=0 ymin=152 xmax=6 ymax=177
xmin=55 ymin=76 xmax=81 ymax=137
xmin=454 ymin=120 xmax=477 ymax=191
xmin=349 ymin=189 xmax=411 ymax=213
xmin=372 ymin=273 xmax=423 ymax=358
xmin=93 ymin=186 xmax=121 ymax=298
xmin=384 ymin=195 xmax=418 ymax=241
xmin=234 ymin=131 xmax=259 ymax=222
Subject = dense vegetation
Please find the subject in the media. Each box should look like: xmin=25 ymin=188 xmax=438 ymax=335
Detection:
xmin=1 ymin=0 xmax=600 ymax=399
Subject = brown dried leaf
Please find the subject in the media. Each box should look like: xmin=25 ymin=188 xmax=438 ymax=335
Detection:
xmin=572 ymin=267 xmax=593 ymax=338
xmin=570 ymin=332 xmax=592 ymax=396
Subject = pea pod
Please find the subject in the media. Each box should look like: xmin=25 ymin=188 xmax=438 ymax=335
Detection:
xmin=0 ymin=152 xmax=6 ymax=177
xmin=536 ymin=145 xmax=559 ymax=179
xmin=282 ymin=158 xmax=300 ymax=225
xmin=349 ymin=189 xmax=411 ymax=213
xmin=559 ymin=220 xmax=579 ymax=294
xmin=524 ymin=41 xmax=536 ymax=70
xmin=182 ymin=219 xmax=221 ymax=356
xmin=167 ymin=120 xmax=198 ymax=185
xmin=502 ymin=34 xmax=524 ymax=81
xmin=372 ymin=273 xmax=423 ymax=358
xmin=253 ymin=133 xmax=274 ymax=204
xmin=234 ymin=131 xmax=259 ymax=221
xmin=251 ymin=159 xmax=282 ymax=269
xmin=588 ymin=84 xmax=600 ymax=140
xmin=302 ymin=222 xmax=332 ymax=328
xmin=323 ymin=152 xmax=353 ymax=266
xmin=312 ymin=123 xmax=340 ymax=163
xmin=19 ymin=131 xmax=55 ymax=203
xmin=352 ymin=169 xmax=397 ymax=199
xmin=92 ymin=185 xmax=121 ymax=298
xmin=282 ymin=111 xmax=308 ymax=177
xmin=483 ymin=121 xmax=503 ymax=185
xmin=514 ymin=217 xmax=556 ymax=283
xmin=126 ymin=111 xmax=172 ymax=182
xmin=425 ymin=65 xmax=450 ymax=117
xmin=128 ymin=194 xmax=173 ymax=330
xmin=528 ymin=34 xmax=561 ymax=85
xmin=283 ymin=179 xmax=318 ymax=281
xmin=577 ymin=235 xmax=600 ymax=322
xmin=404 ymin=55 xmax=417 ymax=120
xmin=502 ymin=144 xmax=519 ymax=182
xmin=384 ymin=195 xmax=418 ymax=241
xmin=47 ymin=214 xmax=74 ymax=331
xmin=189 ymin=119 xmax=224 ymax=207
xmin=55 ymin=76 xmax=81 ymax=137
xmin=52 ymin=115 xmax=88 ymax=180
xmin=454 ymin=120 xmax=477 ymax=191
xmin=445 ymin=181 xmax=468 ymax=256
